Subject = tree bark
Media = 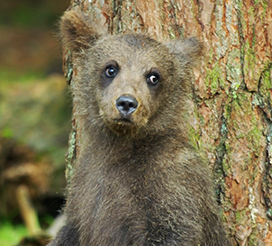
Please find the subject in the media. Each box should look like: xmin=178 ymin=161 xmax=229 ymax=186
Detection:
xmin=63 ymin=0 xmax=272 ymax=245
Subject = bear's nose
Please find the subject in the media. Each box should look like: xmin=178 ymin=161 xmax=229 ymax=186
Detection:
xmin=116 ymin=95 xmax=138 ymax=117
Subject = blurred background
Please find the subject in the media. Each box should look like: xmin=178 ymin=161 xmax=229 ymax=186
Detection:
xmin=0 ymin=0 xmax=71 ymax=245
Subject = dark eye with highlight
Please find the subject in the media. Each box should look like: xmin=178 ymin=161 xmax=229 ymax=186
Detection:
xmin=105 ymin=65 xmax=118 ymax=78
xmin=101 ymin=60 xmax=119 ymax=87
xmin=146 ymin=69 xmax=160 ymax=86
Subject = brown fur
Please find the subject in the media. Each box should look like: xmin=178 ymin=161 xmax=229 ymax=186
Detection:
xmin=49 ymin=10 xmax=230 ymax=246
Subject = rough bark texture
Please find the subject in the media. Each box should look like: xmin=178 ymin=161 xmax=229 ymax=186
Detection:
xmin=63 ymin=1 xmax=272 ymax=245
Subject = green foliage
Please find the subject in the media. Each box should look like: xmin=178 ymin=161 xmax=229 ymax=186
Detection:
xmin=0 ymin=222 xmax=28 ymax=246
xmin=1 ymin=127 xmax=14 ymax=139
xmin=0 ymin=70 xmax=45 ymax=85
xmin=0 ymin=70 xmax=71 ymax=191
xmin=0 ymin=1 xmax=67 ymax=28
xmin=0 ymin=71 xmax=71 ymax=151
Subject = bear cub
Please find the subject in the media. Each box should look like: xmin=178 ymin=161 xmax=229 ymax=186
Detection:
xmin=49 ymin=10 xmax=230 ymax=246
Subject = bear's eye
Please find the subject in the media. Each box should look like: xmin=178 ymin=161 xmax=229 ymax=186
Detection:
xmin=147 ymin=72 xmax=160 ymax=86
xmin=105 ymin=66 xmax=118 ymax=78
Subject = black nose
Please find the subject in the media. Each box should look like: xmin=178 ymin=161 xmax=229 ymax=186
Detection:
xmin=116 ymin=95 xmax=138 ymax=117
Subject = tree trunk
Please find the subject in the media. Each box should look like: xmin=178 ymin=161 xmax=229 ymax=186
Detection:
xmin=63 ymin=1 xmax=272 ymax=245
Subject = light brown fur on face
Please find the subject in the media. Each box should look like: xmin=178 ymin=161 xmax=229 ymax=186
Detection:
xmin=49 ymin=10 xmax=230 ymax=246
xmin=93 ymin=36 xmax=175 ymax=135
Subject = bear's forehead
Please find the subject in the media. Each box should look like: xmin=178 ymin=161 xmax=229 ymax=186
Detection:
xmin=91 ymin=34 xmax=173 ymax=69
xmin=101 ymin=33 xmax=161 ymax=49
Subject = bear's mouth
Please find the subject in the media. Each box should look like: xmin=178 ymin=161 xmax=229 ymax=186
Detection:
xmin=115 ymin=118 xmax=133 ymax=125
xmin=105 ymin=118 xmax=138 ymax=135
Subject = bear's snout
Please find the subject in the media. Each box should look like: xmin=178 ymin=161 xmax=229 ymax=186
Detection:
xmin=116 ymin=95 xmax=138 ymax=118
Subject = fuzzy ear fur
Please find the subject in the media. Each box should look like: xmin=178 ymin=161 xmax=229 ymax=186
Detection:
xmin=166 ymin=37 xmax=203 ymax=65
xmin=59 ymin=10 xmax=102 ymax=53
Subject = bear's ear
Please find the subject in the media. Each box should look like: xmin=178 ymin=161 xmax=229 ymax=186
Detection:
xmin=59 ymin=10 xmax=102 ymax=53
xmin=165 ymin=37 xmax=203 ymax=65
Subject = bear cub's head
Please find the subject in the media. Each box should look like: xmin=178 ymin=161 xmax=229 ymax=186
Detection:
xmin=60 ymin=10 xmax=202 ymax=136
